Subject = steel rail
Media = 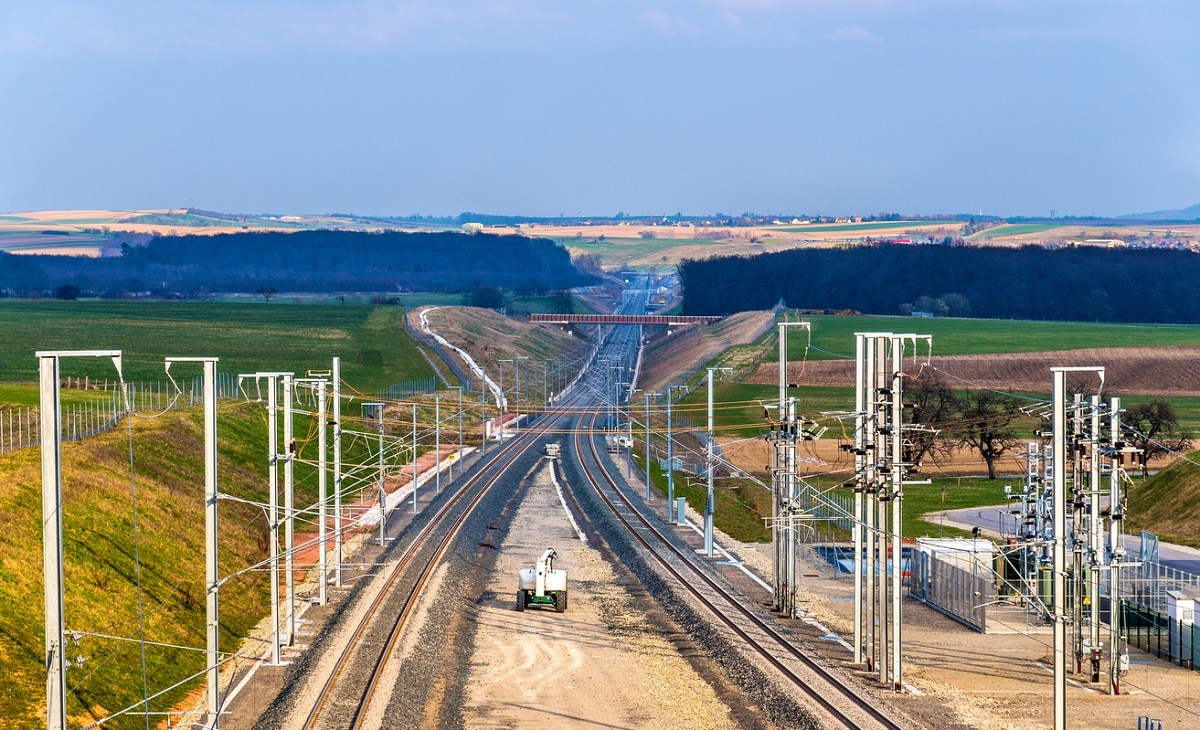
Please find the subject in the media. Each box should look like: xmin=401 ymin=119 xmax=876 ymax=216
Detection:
xmin=573 ymin=409 xmax=906 ymax=730
xmin=301 ymin=401 xmax=567 ymax=729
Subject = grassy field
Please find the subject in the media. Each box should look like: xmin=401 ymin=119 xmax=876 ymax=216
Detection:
xmin=561 ymin=236 xmax=727 ymax=264
xmin=672 ymin=382 xmax=855 ymax=437
xmin=1127 ymin=453 xmax=1200 ymax=548
xmin=968 ymin=223 xmax=1060 ymax=239
xmin=635 ymin=450 xmax=773 ymax=543
xmin=773 ymin=314 xmax=1200 ymax=362
xmin=0 ymin=301 xmax=436 ymax=391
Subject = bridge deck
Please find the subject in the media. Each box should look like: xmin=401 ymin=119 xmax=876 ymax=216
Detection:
xmin=527 ymin=314 xmax=722 ymax=326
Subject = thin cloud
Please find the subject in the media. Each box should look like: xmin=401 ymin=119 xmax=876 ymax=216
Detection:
xmin=832 ymin=26 xmax=875 ymax=40
xmin=639 ymin=8 xmax=700 ymax=34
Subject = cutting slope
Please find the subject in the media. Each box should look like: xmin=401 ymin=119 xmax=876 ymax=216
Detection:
xmin=638 ymin=311 xmax=775 ymax=393
xmin=1127 ymin=450 xmax=1200 ymax=547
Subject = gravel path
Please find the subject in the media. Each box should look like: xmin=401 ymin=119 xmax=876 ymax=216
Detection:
xmin=461 ymin=457 xmax=741 ymax=729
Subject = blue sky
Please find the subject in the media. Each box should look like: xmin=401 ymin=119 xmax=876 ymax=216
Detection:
xmin=1 ymin=1 xmax=1197 ymax=218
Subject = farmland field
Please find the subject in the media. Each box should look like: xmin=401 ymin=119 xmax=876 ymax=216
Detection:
xmin=0 ymin=301 xmax=435 ymax=389
xmin=968 ymin=223 xmax=1060 ymax=239
xmin=773 ymin=220 xmax=957 ymax=234
xmin=772 ymin=314 xmax=1200 ymax=361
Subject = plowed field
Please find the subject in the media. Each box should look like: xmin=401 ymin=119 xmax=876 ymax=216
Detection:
xmin=749 ymin=344 xmax=1200 ymax=396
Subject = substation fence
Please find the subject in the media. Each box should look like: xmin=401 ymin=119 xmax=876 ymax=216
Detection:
xmin=1122 ymin=561 xmax=1200 ymax=615
xmin=1121 ymin=600 xmax=1200 ymax=670
xmin=909 ymin=551 xmax=990 ymax=632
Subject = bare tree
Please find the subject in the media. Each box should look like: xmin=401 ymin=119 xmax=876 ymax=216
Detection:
xmin=903 ymin=370 xmax=959 ymax=471
xmin=1124 ymin=400 xmax=1193 ymax=477
xmin=953 ymin=389 xmax=1023 ymax=479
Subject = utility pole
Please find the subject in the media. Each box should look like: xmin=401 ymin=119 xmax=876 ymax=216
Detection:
xmin=1108 ymin=396 xmax=1130 ymax=695
xmin=316 ymin=377 xmax=328 ymax=605
xmin=1051 ymin=369 xmax=1069 ymax=730
xmin=480 ymin=378 xmax=488 ymax=456
xmin=644 ymin=392 xmax=659 ymax=501
xmin=435 ymin=393 xmax=441 ymax=494
xmin=457 ymin=386 xmax=463 ymax=481
xmin=665 ymin=385 xmax=678 ymax=523
xmin=498 ymin=359 xmax=508 ymax=419
xmin=412 ymin=402 xmax=418 ymax=514
xmin=166 ymin=357 xmax=220 ymax=726
xmin=364 ymin=402 xmax=386 ymax=547
xmin=852 ymin=334 xmax=865 ymax=666
xmin=515 ymin=356 xmax=528 ymax=427
xmin=282 ymin=374 xmax=296 ymax=645
xmin=772 ymin=320 xmax=810 ymax=618
xmin=626 ymin=386 xmax=637 ymax=479
xmin=248 ymin=372 xmax=290 ymax=665
xmin=1050 ymin=366 xmax=1104 ymax=730
xmin=296 ymin=374 xmax=331 ymax=605
xmin=40 ymin=350 xmax=122 ymax=730
xmin=849 ymin=332 xmax=929 ymax=691
xmin=704 ymin=367 xmax=732 ymax=556
xmin=332 ymin=357 xmax=344 ymax=588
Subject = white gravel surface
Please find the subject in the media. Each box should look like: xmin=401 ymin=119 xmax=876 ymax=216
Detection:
xmin=462 ymin=458 xmax=740 ymax=729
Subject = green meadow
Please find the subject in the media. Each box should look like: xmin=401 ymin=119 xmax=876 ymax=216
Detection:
xmin=0 ymin=301 xmax=436 ymax=392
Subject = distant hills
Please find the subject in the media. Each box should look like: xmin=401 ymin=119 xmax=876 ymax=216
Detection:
xmin=1123 ymin=203 xmax=1200 ymax=221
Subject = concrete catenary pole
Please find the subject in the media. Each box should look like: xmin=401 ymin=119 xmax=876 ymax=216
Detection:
xmin=1051 ymin=366 xmax=1104 ymax=730
xmin=283 ymin=374 xmax=296 ymax=645
xmin=666 ymin=385 xmax=677 ymax=523
xmin=412 ymin=403 xmax=418 ymax=513
xmin=853 ymin=334 xmax=865 ymax=665
xmin=1108 ymin=396 xmax=1125 ymax=695
xmin=316 ymin=378 xmax=328 ymax=605
xmin=332 ymin=357 xmax=344 ymax=588
xmin=1052 ymin=368 xmax=1068 ymax=730
xmin=40 ymin=350 xmax=122 ymax=730
xmin=167 ymin=357 xmax=220 ymax=725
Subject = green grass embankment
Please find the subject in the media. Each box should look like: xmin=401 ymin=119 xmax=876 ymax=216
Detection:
xmin=1127 ymin=451 xmax=1200 ymax=549
xmin=0 ymin=397 xmax=401 ymax=728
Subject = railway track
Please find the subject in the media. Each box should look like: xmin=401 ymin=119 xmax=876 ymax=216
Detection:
xmin=296 ymin=403 xmax=569 ymax=729
xmin=288 ymin=283 xmax=643 ymax=729
xmin=572 ymin=408 xmax=909 ymax=730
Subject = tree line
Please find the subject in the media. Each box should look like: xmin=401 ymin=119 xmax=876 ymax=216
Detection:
xmin=0 ymin=230 xmax=595 ymax=299
xmin=678 ymin=243 xmax=1200 ymax=324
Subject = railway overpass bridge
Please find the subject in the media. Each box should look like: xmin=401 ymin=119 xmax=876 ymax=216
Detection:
xmin=526 ymin=313 xmax=723 ymax=326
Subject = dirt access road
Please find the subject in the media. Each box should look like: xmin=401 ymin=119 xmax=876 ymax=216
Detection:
xmin=462 ymin=457 xmax=741 ymax=729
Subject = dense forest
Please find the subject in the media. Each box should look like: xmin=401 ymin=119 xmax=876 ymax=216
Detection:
xmin=0 ymin=230 xmax=594 ymax=298
xmin=679 ymin=243 xmax=1200 ymax=324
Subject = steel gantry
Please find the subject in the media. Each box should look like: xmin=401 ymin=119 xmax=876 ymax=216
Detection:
xmin=767 ymin=320 xmax=812 ymax=618
xmin=850 ymin=332 xmax=930 ymax=691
